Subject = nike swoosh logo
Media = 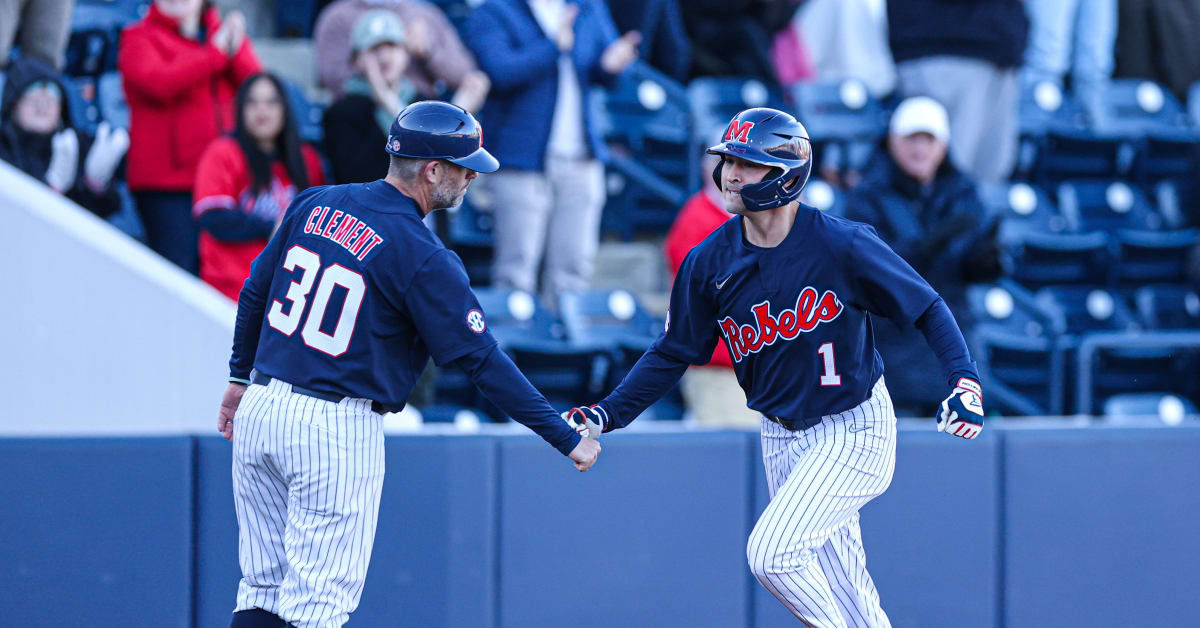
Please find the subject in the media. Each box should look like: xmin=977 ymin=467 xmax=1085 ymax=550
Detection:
xmin=715 ymin=275 xmax=732 ymax=290
xmin=848 ymin=424 xmax=871 ymax=433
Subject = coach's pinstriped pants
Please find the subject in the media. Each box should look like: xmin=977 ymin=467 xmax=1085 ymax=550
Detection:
xmin=749 ymin=376 xmax=896 ymax=627
xmin=232 ymin=378 xmax=385 ymax=628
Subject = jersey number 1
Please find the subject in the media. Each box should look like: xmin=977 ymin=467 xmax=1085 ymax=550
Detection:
xmin=818 ymin=342 xmax=842 ymax=386
xmin=267 ymin=245 xmax=366 ymax=356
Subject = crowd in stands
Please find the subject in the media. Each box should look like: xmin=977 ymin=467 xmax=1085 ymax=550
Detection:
xmin=3 ymin=0 xmax=1200 ymax=422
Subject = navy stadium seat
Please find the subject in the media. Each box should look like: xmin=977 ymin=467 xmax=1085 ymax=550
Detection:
xmin=63 ymin=75 xmax=101 ymax=135
xmin=446 ymin=200 xmax=494 ymax=286
xmin=591 ymin=61 xmax=692 ymax=239
xmin=687 ymin=77 xmax=788 ymax=140
xmin=281 ymin=79 xmax=324 ymax=144
xmin=1102 ymin=392 xmax=1198 ymax=419
xmin=1035 ymin=286 xmax=1139 ymax=335
xmin=558 ymin=289 xmax=661 ymax=348
xmin=980 ymin=182 xmax=1109 ymax=287
xmin=1135 ymin=285 xmax=1200 ymax=329
xmin=799 ymin=178 xmax=844 ymax=215
xmin=96 ymin=71 xmax=128 ymax=129
xmin=789 ymin=79 xmax=885 ymax=176
xmin=1056 ymin=179 xmax=1160 ymax=231
xmin=966 ymin=282 xmax=1067 ymax=415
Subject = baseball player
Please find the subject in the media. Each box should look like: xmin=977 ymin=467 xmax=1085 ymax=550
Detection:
xmin=564 ymin=108 xmax=984 ymax=627
xmin=216 ymin=100 xmax=601 ymax=628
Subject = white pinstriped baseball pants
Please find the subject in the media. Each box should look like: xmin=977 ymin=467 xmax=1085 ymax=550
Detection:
xmin=232 ymin=378 xmax=385 ymax=628
xmin=749 ymin=376 xmax=897 ymax=627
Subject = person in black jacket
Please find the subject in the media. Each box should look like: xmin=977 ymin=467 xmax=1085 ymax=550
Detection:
xmin=888 ymin=0 xmax=1028 ymax=184
xmin=681 ymin=0 xmax=800 ymax=80
xmin=322 ymin=9 xmax=416 ymax=184
xmin=0 ymin=55 xmax=126 ymax=219
xmin=845 ymin=97 xmax=1002 ymax=414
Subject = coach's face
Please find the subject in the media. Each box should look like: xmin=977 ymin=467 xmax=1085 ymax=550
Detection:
xmin=429 ymin=160 xmax=478 ymax=210
xmin=720 ymin=155 xmax=771 ymax=215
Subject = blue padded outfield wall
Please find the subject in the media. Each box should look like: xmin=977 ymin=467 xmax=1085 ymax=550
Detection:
xmin=1 ymin=425 xmax=1197 ymax=627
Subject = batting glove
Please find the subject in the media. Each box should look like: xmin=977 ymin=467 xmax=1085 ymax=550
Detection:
xmin=936 ymin=378 xmax=984 ymax=440
xmin=562 ymin=405 xmax=606 ymax=440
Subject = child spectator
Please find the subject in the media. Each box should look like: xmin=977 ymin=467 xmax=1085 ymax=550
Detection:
xmin=0 ymin=56 xmax=127 ymax=218
xmin=192 ymin=72 xmax=325 ymax=300
xmin=119 ymin=0 xmax=261 ymax=274
xmin=322 ymin=9 xmax=415 ymax=184
xmin=314 ymin=0 xmax=491 ymax=112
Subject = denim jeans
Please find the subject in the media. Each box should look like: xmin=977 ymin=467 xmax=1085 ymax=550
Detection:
xmin=1023 ymin=0 xmax=1117 ymax=119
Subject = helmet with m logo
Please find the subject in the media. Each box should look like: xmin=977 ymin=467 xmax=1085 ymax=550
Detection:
xmin=707 ymin=107 xmax=812 ymax=212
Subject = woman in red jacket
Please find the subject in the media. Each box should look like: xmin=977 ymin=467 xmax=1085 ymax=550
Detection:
xmin=663 ymin=152 xmax=762 ymax=427
xmin=118 ymin=0 xmax=261 ymax=274
xmin=192 ymin=73 xmax=325 ymax=300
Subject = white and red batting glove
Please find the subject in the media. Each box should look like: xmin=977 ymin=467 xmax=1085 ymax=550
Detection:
xmin=563 ymin=405 xmax=606 ymax=440
xmin=936 ymin=378 xmax=984 ymax=439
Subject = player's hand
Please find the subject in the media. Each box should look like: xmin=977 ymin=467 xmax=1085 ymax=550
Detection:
xmin=568 ymin=435 xmax=601 ymax=472
xmin=218 ymin=382 xmax=247 ymax=442
xmin=562 ymin=405 xmax=605 ymax=440
xmin=936 ymin=378 xmax=984 ymax=439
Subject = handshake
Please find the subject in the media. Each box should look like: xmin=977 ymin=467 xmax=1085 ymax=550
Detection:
xmin=562 ymin=405 xmax=607 ymax=472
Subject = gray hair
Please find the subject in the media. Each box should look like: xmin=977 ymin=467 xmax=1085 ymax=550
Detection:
xmin=388 ymin=156 xmax=432 ymax=181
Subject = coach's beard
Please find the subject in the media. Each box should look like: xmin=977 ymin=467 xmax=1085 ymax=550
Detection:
xmin=431 ymin=181 xmax=468 ymax=211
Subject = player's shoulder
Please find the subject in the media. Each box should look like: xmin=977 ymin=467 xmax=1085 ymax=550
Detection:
xmin=809 ymin=206 xmax=879 ymax=244
xmin=685 ymin=215 xmax=741 ymax=265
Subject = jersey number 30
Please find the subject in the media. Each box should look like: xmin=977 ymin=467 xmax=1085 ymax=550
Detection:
xmin=267 ymin=245 xmax=366 ymax=356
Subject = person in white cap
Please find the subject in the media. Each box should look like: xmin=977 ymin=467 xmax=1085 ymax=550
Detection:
xmin=844 ymin=96 xmax=1003 ymax=415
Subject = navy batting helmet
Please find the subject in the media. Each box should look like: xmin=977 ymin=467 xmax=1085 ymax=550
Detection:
xmin=385 ymin=100 xmax=499 ymax=173
xmin=707 ymin=107 xmax=812 ymax=212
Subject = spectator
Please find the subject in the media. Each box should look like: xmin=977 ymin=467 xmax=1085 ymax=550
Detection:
xmin=888 ymin=0 xmax=1028 ymax=184
xmin=681 ymin=0 xmax=800 ymax=81
xmin=0 ymin=55 xmax=126 ymax=218
xmin=313 ymin=0 xmax=491 ymax=112
xmin=790 ymin=0 xmax=894 ymax=98
xmin=1115 ymin=0 xmax=1200 ymax=104
xmin=1024 ymin=0 xmax=1116 ymax=124
xmin=663 ymin=151 xmax=761 ymax=427
xmin=323 ymin=10 xmax=415 ymax=185
xmin=0 ymin=0 xmax=74 ymax=71
xmin=607 ymin=0 xmax=691 ymax=82
xmin=844 ymin=97 xmax=1002 ymax=412
xmin=192 ymin=72 xmax=325 ymax=300
xmin=465 ymin=0 xmax=640 ymax=296
xmin=119 ymin=0 xmax=262 ymax=274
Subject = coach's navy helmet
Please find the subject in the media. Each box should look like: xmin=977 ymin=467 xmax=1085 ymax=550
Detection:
xmin=707 ymin=107 xmax=812 ymax=211
xmin=385 ymin=100 xmax=499 ymax=173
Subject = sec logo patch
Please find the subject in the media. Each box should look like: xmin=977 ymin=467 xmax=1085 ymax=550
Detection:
xmin=466 ymin=309 xmax=487 ymax=334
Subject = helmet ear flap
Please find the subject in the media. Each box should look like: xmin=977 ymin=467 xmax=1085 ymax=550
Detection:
xmin=711 ymin=156 xmax=725 ymax=191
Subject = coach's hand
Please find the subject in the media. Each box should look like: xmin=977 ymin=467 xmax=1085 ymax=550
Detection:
xmin=568 ymin=436 xmax=601 ymax=472
xmin=218 ymin=382 xmax=247 ymax=442
xmin=563 ymin=405 xmax=605 ymax=440
xmin=936 ymin=378 xmax=984 ymax=439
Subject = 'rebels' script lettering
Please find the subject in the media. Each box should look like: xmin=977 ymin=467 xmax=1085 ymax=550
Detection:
xmin=718 ymin=287 xmax=844 ymax=362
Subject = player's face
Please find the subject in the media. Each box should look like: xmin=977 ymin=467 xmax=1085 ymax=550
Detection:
xmin=243 ymin=77 xmax=285 ymax=147
xmin=888 ymin=132 xmax=947 ymax=185
xmin=720 ymin=155 xmax=773 ymax=215
xmin=430 ymin=161 xmax=478 ymax=210
xmin=14 ymin=83 xmax=61 ymax=135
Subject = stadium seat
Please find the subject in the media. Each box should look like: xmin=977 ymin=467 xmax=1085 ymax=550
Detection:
xmin=1135 ymin=285 xmax=1200 ymax=329
xmin=799 ymin=178 xmax=843 ymax=215
xmin=1102 ymin=392 xmax=1198 ymax=420
xmin=281 ymin=79 xmax=324 ymax=144
xmin=687 ymin=77 xmax=788 ymax=141
xmin=1189 ymin=81 xmax=1200 ymax=129
xmin=472 ymin=288 xmax=564 ymax=346
xmin=788 ymin=79 xmax=886 ymax=175
xmin=1093 ymin=79 xmax=1193 ymax=137
xmin=96 ymin=71 xmax=128 ymax=129
xmin=446 ymin=200 xmax=494 ymax=286
xmin=63 ymin=75 xmax=101 ymax=135
xmin=1112 ymin=228 xmax=1199 ymax=285
xmin=1075 ymin=331 xmax=1200 ymax=414
xmin=1056 ymin=179 xmax=1160 ymax=232
xmin=558 ymin=289 xmax=661 ymax=347
xmin=63 ymin=28 xmax=113 ymax=78
xmin=966 ymin=282 xmax=1068 ymax=415
xmin=980 ymin=182 xmax=1109 ymax=287
xmin=1035 ymin=286 xmax=1139 ymax=335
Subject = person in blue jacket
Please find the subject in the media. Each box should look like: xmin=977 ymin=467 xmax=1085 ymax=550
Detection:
xmin=464 ymin=0 xmax=640 ymax=296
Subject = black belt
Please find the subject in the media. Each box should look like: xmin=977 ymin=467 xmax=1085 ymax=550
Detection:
xmin=251 ymin=372 xmax=396 ymax=414
xmin=765 ymin=414 xmax=823 ymax=432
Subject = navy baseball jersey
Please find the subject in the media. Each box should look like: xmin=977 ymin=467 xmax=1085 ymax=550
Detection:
xmin=653 ymin=206 xmax=940 ymax=421
xmin=229 ymin=180 xmax=495 ymax=409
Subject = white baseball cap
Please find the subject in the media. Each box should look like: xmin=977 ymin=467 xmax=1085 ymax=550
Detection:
xmin=889 ymin=96 xmax=950 ymax=142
